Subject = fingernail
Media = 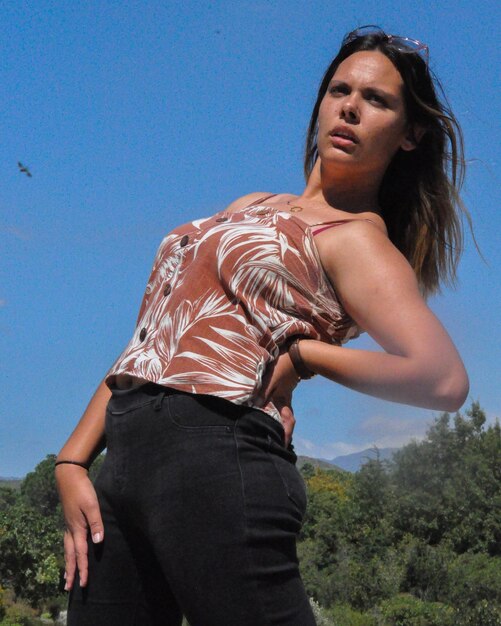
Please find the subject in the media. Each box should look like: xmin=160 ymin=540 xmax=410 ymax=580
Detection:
xmin=64 ymin=582 xmax=70 ymax=591
xmin=63 ymin=572 xmax=67 ymax=579
xmin=92 ymin=532 xmax=103 ymax=543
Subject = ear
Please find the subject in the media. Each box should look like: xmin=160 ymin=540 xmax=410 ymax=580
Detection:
xmin=401 ymin=125 xmax=426 ymax=152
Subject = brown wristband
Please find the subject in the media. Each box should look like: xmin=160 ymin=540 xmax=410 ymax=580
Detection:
xmin=288 ymin=338 xmax=315 ymax=380
xmin=54 ymin=460 xmax=90 ymax=471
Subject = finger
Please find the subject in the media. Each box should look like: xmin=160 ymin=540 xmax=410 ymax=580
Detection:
xmin=279 ymin=405 xmax=296 ymax=446
xmin=63 ymin=530 xmax=77 ymax=591
xmin=86 ymin=503 xmax=105 ymax=544
xmin=73 ymin=528 xmax=90 ymax=587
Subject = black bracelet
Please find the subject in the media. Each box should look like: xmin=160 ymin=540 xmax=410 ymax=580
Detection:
xmin=54 ymin=460 xmax=90 ymax=471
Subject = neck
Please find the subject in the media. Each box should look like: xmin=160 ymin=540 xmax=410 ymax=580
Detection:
xmin=302 ymin=160 xmax=383 ymax=215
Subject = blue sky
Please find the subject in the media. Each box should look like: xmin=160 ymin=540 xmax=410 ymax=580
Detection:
xmin=1 ymin=1 xmax=499 ymax=476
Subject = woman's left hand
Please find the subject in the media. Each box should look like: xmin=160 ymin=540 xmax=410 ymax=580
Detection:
xmin=258 ymin=349 xmax=299 ymax=446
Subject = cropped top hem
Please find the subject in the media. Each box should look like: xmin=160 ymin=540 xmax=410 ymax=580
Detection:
xmin=105 ymin=372 xmax=285 ymax=423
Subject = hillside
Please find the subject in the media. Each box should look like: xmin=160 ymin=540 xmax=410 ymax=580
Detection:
xmin=0 ymin=478 xmax=22 ymax=490
xmin=297 ymin=455 xmax=343 ymax=472
xmin=330 ymin=447 xmax=398 ymax=472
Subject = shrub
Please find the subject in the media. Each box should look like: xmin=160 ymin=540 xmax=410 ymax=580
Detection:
xmin=400 ymin=538 xmax=453 ymax=601
xmin=447 ymin=553 xmax=501 ymax=608
xmin=0 ymin=587 xmax=6 ymax=622
xmin=328 ymin=603 xmax=376 ymax=626
xmin=0 ymin=600 xmax=40 ymax=626
xmin=454 ymin=600 xmax=501 ymax=626
xmin=377 ymin=593 xmax=455 ymax=626
xmin=309 ymin=597 xmax=334 ymax=625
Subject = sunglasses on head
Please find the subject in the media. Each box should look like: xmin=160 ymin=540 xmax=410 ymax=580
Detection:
xmin=343 ymin=25 xmax=429 ymax=66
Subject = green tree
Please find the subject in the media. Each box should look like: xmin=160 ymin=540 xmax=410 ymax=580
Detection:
xmin=391 ymin=404 xmax=501 ymax=554
xmin=0 ymin=502 xmax=62 ymax=606
xmin=20 ymin=456 xmax=61 ymax=519
xmin=0 ymin=488 xmax=18 ymax=513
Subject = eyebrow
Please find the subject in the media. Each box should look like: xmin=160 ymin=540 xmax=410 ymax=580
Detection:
xmin=330 ymin=79 xmax=401 ymax=105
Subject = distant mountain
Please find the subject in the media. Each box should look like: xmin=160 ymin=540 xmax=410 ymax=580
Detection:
xmin=297 ymin=455 xmax=343 ymax=472
xmin=0 ymin=477 xmax=22 ymax=489
xmin=329 ymin=447 xmax=398 ymax=473
xmin=0 ymin=449 xmax=397 ymax=486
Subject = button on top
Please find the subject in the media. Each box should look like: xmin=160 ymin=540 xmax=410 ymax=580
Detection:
xmin=216 ymin=216 xmax=228 ymax=222
xmin=139 ymin=327 xmax=147 ymax=341
xmin=163 ymin=284 xmax=172 ymax=297
xmin=180 ymin=235 xmax=189 ymax=247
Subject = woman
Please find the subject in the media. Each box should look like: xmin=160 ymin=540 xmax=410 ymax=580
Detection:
xmin=56 ymin=26 xmax=469 ymax=626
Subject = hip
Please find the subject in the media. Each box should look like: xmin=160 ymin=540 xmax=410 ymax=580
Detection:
xmin=100 ymin=383 xmax=307 ymax=523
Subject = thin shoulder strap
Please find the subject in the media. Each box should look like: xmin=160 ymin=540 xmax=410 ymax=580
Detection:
xmin=245 ymin=193 xmax=277 ymax=209
xmin=311 ymin=218 xmax=377 ymax=236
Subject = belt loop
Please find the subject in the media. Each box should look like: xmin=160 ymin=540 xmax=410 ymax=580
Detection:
xmin=154 ymin=391 xmax=165 ymax=411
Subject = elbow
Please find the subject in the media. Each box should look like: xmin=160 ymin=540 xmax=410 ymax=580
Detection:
xmin=433 ymin=365 xmax=470 ymax=412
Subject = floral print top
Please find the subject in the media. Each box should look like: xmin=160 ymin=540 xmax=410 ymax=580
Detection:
xmin=107 ymin=201 xmax=361 ymax=422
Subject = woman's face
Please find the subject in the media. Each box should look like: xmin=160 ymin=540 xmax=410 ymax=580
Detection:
xmin=317 ymin=50 xmax=416 ymax=178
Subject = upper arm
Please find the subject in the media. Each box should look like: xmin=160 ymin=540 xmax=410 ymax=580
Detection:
xmin=224 ymin=192 xmax=273 ymax=214
xmin=320 ymin=221 xmax=460 ymax=364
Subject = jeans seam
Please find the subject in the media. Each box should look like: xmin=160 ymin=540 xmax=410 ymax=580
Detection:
xmin=233 ymin=422 xmax=273 ymax=626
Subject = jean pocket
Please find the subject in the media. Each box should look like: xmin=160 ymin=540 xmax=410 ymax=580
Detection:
xmin=166 ymin=393 xmax=237 ymax=432
xmin=107 ymin=386 xmax=158 ymax=415
xmin=267 ymin=436 xmax=307 ymax=519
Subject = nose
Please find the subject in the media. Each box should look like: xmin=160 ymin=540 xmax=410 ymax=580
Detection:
xmin=341 ymin=97 xmax=360 ymax=123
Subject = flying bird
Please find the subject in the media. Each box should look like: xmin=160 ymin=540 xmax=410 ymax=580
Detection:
xmin=18 ymin=162 xmax=32 ymax=177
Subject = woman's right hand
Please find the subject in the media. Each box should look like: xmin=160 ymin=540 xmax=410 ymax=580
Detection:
xmin=56 ymin=464 xmax=104 ymax=590
xmin=258 ymin=349 xmax=300 ymax=446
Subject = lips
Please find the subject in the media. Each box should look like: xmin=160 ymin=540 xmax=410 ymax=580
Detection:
xmin=330 ymin=126 xmax=360 ymax=144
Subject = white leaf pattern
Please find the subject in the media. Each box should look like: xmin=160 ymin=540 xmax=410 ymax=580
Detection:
xmin=108 ymin=205 xmax=360 ymax=423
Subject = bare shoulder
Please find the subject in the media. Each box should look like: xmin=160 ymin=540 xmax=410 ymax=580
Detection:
xmin=318 ymin=218 xmax=394 ymax=264
xmin=317 ymin=219 xmax=428 ymax=349
xmin=224 ymin=192 xmax=274 ymax=214
xmin=318 ymin=219 xmax=417 ymax=292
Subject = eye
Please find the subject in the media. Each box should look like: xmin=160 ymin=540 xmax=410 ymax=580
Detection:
xmin=329 ymin=84 xmax=349 ymax=96
xmin=366 ymin=92 xmax=387 ymax=107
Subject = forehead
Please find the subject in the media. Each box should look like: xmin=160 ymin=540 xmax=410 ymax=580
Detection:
xmin=332 ymin=51 xmax=404 ymax=91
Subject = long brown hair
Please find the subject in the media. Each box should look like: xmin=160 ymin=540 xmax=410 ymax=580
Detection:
xmin=304 ymin=29 xmax=468 ymax=296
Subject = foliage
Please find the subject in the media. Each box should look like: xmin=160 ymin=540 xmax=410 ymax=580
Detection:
xmin=376 ymin=593 xmax=455 ymax=626
xmin=0 ymin=453 xmax=106 ymax=611
xmin=399 ymin=537 xmax=453 ymax=601
xmin=0 ymin=501 xmax=62 ymax=606
xmin=454 ymin=600 xmax=501 ymax=626
xmin=20 ymin=456 xmax=61 ymax=519
xmin=447 ymin=552 xmax=501 ymax=608
xmin=0 ymin=597 xmax=41 ymax=626
xmin=0 ymin=587 xmax=5 ymax=622
xmin=309 ymin=597 xmax=335 ymax=625
xmin=0 ymin=490 xmax=17 ymax=513
xmin=328 ymin=603 xmax=376 ymax=626
xmin=298 ymin=401 xmax=501 ymax=618
xmin=392 ymin=403 xmax=501 ymax=554
xmin=1 ymin=456 xmax=66 ymax=609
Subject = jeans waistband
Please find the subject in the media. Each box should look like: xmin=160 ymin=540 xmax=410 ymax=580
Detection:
xmin=107 ymin=383 xmax=288 ymax=446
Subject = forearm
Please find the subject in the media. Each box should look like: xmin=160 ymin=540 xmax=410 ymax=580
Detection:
xmin=56 ymin=378 xmax=111 ymax=465
xmin=299 ymin=339 xmax=468 ymax=411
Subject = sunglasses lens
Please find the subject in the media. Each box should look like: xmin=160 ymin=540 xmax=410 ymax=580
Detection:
xmin=343 ymin=26 xmax=429 ymax=64
xmin=390 ymin=36 xmax=428 ymax=57
xmin=343 ymin=25 xmax=383 ymax=44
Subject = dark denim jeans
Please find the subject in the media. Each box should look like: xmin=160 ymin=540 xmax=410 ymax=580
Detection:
xmin=68 ymin=384 xmax=316 ymax=626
